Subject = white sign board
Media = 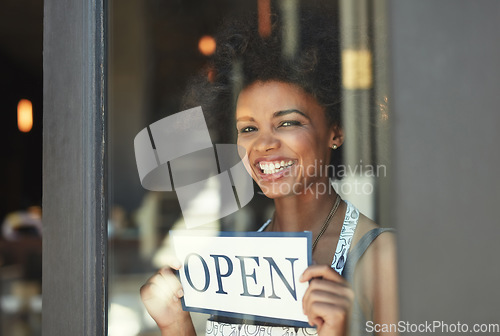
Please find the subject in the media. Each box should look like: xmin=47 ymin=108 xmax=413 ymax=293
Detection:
xmin=171 ymin=231 xmax=312 ymax=327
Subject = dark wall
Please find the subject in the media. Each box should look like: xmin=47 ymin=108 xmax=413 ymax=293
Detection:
xmin=0 ymin=0 xmax=43 ymax=221
xmin=0 ymin=52 xmax=43 ymax=221
xmin=391 ymin=0 xmax=500 ymax=325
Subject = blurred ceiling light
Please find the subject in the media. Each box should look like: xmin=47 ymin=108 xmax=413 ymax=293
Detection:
xmin=198 ymin=35 xmax=216 ymax=56
xmin=18 ymin=99 xmax=33 ymax=133
xmin=258 ymin=0 xmax=271 ymax=37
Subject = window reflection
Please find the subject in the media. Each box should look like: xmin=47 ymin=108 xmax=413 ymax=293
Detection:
xmin=109 ymin=0 xmax=391 ymax=335
xmin=109 ymin=1 xmax=266 ymax=334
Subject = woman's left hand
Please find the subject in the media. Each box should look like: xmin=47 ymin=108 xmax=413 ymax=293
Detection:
xmin=300 ymin=265 xmax=354 ymax=336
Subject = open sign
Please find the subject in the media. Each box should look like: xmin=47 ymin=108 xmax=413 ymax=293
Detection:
xmin=171 ymin=231 xmax=312 ymax=327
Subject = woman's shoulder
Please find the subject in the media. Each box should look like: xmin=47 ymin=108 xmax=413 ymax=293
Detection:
xmin=349 ymin=212 xmax=398 ymax=323
xmin=347 ymin=210 xmax=397 ymax=292
xmin=350 ymin=212 xmax=396 ymax=253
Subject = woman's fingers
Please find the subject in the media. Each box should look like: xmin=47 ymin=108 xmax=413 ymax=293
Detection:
xmin=312 ymin=316 xmax=324 ymax=330
xmin=147 ymin=266 xmax=184 ymax=301
xmin=303 ymin=288 xmax=350 ymax=314
xmin=302 ymin=279 xmax=353 ymax=318
xmin=140 ymin=267 xmax=183 ymax=310
xmin=300 ymin=265 xmax=354 ymax=335
xmin=308 ymin=301 xmax=349 ymax=335
xmin=304 ymin=277 xmax=354 ymax=300
xmin=140 ymin=265 xmax=189 ymax=330
xmin=140 ymin=282 xmax=159 ymax=302
xmin=163 ymin=255 xmax=182 ymax=270
xmin=300 ymin=264 xmax=347 ymax=283
xmin=159 ymin=267 xmax=184 ymax=301
xmin=304 ymin=277 xmax=349 ymax=293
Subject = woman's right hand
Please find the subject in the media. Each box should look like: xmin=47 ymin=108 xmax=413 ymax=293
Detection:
xmin=140 ymin=259 xmax=196 ymax=335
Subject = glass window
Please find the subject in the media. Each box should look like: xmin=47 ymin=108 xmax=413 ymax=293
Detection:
xmin=108 ymin=1 xmax=393 ymax=335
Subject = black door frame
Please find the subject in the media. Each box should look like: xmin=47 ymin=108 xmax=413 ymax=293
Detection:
xmin=43 ymin=0 xmax=107 ymax=334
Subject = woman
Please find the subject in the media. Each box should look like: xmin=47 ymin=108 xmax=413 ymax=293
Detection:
xmin=141 ymin=3 xmax=398 ymax=335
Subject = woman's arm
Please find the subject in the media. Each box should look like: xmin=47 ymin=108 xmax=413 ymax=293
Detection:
xmin=358 ymin=231 xmax=399 ymax=336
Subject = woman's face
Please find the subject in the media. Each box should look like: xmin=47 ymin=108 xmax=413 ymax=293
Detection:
xmin=236 ymin=80 xmax=340 ymax=199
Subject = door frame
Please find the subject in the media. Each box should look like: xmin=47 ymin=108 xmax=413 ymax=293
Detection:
xmin=42 ymin=0 xmax=107 ymax=334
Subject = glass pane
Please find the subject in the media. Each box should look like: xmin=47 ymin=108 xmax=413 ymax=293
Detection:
xmin=108 ymin=1 xmax=394 ymax=335
xmin=0 ymin=1 xmax=43 ymax=334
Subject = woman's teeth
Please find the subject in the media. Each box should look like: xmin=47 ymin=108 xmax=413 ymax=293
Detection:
xmin=259 ymin=160 xmax=294 ymax=175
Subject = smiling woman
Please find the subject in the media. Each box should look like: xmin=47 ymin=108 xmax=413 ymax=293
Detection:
xmin=140 ymin=2 xmax=397 ymax=336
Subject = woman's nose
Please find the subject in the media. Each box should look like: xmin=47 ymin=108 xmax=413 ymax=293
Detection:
xmin=254 ymin=132 xmax=280 ymax=152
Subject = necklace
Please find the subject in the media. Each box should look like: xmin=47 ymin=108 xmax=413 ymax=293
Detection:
xmin=269 ymin=194 xmax=342 ymax=251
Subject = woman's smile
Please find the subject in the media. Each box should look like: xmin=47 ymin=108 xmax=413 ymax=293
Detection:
xmin=254 ymin=157 xmax=297 ymax=181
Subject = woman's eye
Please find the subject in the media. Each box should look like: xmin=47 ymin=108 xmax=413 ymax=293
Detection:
xmin=279 ymin=120 xmax=301 ymax=127
xmin=239 ymin=126 xmax=257 ymax=133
